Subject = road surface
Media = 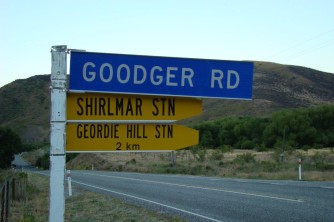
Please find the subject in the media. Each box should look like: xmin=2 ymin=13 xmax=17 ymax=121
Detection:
xmin=59 ymin=170 xmax=334 ymax=222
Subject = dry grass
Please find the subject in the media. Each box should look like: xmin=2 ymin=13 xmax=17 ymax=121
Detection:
xmin=10 ymin=173 xmax=49 ymax=221
xmin=67 ymin=148 xmax=334 ymax=181
xmin=9 ymin=173 xmax=185 ymax=222
xmin=7 ymin=148 xmax=334 ymax=221
xmin=66 ymin=191 xmax=184 ymax=222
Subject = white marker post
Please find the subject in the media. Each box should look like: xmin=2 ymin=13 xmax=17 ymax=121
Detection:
xmin=49 ymin=45 xmax=67 ymax=222
xmin=298 ymin=158 xmax=302 ymax=181
xmin=66 ymin=170 xmax=72 ymax=197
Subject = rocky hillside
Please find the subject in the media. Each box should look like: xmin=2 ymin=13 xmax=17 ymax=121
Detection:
xmin=1 ymin=62 xmax=334 ymax=142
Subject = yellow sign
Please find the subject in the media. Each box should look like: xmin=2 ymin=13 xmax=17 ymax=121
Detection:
xmin=67 ymin=93 xmax=202 ymax=121
xmin=66 ymin=123 xmax=198 ymax=152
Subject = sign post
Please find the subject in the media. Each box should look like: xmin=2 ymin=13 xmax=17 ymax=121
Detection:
xmin=49 ymin=48 xmax=253 ymax=220
xmin=49 ymin=45 xmax=67 ymax=222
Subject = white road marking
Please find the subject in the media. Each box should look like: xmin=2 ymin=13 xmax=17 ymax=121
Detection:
xmin=72 ymin=180 xmax=223 ymax=222
xmin=235 ymin=179 xmax=249 ymax=183
xmin=270 ymin=182 xmax=283 ymax=185
xmin=82 ymin=172 xmax=304 ymax=203
xmin=322 ymin=186 xmax=334 ymax=189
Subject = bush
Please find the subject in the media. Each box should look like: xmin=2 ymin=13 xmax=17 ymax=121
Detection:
xmin=36 ymin=153 xmax=50 ymax=170
xmin=311 ymin=152 xmax=334 ymax=171
xmin=196 ymin=149 xmax=207 ymax=162
xmin=210 ymin=150 xmax=224 ymax=161
xmin=256 ymin=144 xmax=268 ymax=152
xmin=311 ymin=152 xmax=326 ymax=167
xmin=159 ymin=154 xmax=165 ymax=160
xmin=0 ymin=127 xmax=23 ymax=168
xmin=189 ymin=165 xmax=203 ymax=175
xmin=240 ymin=140 xmax=257 ymax=149
xmin=234 ymin=153 xmax=256 ymax=164
xmin=117 ymin=165 xmax=123 ymax=171
xmin=126 ymin=158 xmax=136 ymax=165
xmin=190 ymin=146 xmax=207 ymax=162
xmin=259 ymin=161 xmax=279 ymax=172
xmin=219 ymin=145 xmax=233 ymax=153
xmin=66 ymin=153 xmax=78 ymax=162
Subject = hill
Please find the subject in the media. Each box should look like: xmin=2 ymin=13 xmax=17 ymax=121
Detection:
xmin=0 ymin=62 xmax=334 ymax=142
xmin=0 ymin=75 xmax=50 ymax=142
xmin=181 ymin=62 xmax=334 ymax=124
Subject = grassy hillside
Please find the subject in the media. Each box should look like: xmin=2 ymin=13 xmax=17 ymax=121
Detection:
xmin=0 ymin=75 xmax=50 ymax=142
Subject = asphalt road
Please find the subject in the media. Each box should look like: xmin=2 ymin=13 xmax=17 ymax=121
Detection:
xmin=62 ymin=170 xmax=334 ymax=222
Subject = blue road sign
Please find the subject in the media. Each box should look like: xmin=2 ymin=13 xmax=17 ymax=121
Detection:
xmin=69 ymin=51 xmax=253 ymax=99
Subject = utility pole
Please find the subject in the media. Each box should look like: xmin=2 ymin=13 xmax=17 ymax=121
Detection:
xmin=49 ymin=45 xmax=67 ymax=222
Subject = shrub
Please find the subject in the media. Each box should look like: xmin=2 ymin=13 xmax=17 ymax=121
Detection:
xmin=126 ymin=158 xmax=136 ymax=165
xmin=234 ymin=153 xmax=256 ymax=164
xmin=256 ymin=144 xmax=268 ymax=152
xmin=36 ymin=153 xmax=50 ymax=170
xmin=240 ymin=140 xmax=257 ymax=149
xmin=159 ymin=154 xmax=165 ymax=160
xmin=189 ymin=165 xmax=203 ymax=175
xmin=0 ymin=127 xmax=23 ymax=168
xmin=117 ymin=165 xmax=123 ymax=171
xmin=259 ymin=161 xmax=279 ymax=172
xmin=311 ymin=152 xmax=326 ymax=166
xmin=210 ymin=150 xmax=224 ymax=161
xmin=196 ymin=149 xmax=207 ymax=162
xmin=66 ymin=153 xmax=78 ymax=162
xmin=190 ymin=146 xmax=207 ymax=162
xmin=311 ymin=152 xmax=334 ymax=171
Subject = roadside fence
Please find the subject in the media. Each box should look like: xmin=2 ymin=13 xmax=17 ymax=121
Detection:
xmin=0 ymin=174 xmax=27 ymax=222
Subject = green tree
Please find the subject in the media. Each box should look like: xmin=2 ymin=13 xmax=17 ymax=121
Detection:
xmin=217 ymin=118 xmax=238 ymax=147
xmin=193 ymin=104 xmax=334 ymax=150
xmin=36 ymin=153 xmax=50 ymax=169
xmin=200 ymin=130 xmax=214 ymax=147
xmin=0 ymin=126 xmax=22 ymax=168
xmin=309 ymin=105 xmax=334 ymax=147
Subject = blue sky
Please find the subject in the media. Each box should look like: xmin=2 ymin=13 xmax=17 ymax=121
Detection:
xmin=1 ymin=0 xmax=333 ymax=87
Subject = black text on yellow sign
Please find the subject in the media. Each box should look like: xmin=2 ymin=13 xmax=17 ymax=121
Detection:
xmin=67 ymin=93 xmax=202 ymax=121
xmin=66 ymin=123 xmax=199 ymax=152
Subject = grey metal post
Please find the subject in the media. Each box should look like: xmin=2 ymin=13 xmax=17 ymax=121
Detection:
xmin=49 ymin=45 xmax=67 ymax=222
xmin=171 ymin=151 xmax=176 ymax=166
xmin=298 ymin=158 xmax=302 ymax=181
xmin=280 ymin=127 xmax=286 ymax=162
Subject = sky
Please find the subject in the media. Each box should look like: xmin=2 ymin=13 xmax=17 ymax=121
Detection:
xmin=1 ymin=0 xmax=333 ymax=88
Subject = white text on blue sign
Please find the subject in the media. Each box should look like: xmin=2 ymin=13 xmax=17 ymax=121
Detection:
xmin=70 ymin=52 xmax=253 ymax=99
